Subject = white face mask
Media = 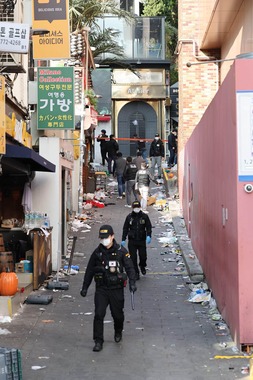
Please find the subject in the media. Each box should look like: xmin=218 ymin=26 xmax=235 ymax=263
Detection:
xmin=155 ymin=137 xmax=159 ymax=140
xmin=133 ymin=208 xmax=141 ymax=213
xmin=100 ymin=237 xmax=111 ymax=247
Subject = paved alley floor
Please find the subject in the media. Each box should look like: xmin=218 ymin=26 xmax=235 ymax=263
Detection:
xmin=0 ymin=186 xmax=251 ymax=379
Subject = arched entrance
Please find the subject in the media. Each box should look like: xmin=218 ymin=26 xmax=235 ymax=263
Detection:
xmin=117 ymin=101 xmax=157 ymax=157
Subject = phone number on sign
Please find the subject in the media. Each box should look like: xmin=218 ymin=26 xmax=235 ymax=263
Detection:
xmin=0 ymin=39 xmax=23 ymax=46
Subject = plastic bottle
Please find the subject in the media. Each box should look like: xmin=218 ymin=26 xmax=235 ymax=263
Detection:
xmin=24 ymin=212 xmax=30 ymax=229
xmin=29 ymin=212 xmax=35 ymax=229
xmin=43 ymin=213 xmax=50 ymax=228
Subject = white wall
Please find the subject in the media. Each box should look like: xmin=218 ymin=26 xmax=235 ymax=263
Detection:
xmin=32 ymin=137 xmax=73 ymax=271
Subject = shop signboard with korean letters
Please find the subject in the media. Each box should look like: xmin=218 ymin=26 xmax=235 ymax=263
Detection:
xmin=32 ymin=0 xmax=70 ymax=59
xmin=0 ymin=22 xmax=29 ymax=53
xmin=37 ymin=67 xmax=75 ymax=130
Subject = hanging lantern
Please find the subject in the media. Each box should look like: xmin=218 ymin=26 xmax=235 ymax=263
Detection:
xmin=0 ymin=271 xmax=18 ymax=296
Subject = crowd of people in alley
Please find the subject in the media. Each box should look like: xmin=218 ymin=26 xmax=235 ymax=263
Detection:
xmin=84 ymin=129 xmax=163 ymax=351
xmin=79 ymin=129 xmax=177 ymax=352
xmin=96 ymin=129 xmax=178 ymax=213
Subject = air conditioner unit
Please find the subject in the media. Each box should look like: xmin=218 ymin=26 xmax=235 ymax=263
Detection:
xmin=0 ymin=52 xmax=26 ymax=73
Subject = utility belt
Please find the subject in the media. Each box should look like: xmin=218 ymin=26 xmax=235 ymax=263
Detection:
xmin=94 ymin=272 xmax=127 ymax=288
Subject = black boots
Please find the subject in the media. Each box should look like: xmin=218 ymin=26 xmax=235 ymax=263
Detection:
xmin=93 ymin=341 xmax=103 ymax=352
xmin=114 ymin=332 xmax=122 ymax=343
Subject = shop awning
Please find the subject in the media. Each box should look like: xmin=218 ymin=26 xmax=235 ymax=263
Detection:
xmin=4 ymin=144 xmax=56 ymax=173
xmin=97 ymin=115 xmax=111 ymax=122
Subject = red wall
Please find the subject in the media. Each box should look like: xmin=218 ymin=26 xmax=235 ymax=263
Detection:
xmin=183 ymin=59 xmax=253 ymax=346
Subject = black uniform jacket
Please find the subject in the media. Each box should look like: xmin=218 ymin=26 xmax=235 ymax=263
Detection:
xmin=82 ymin=240 xmax=136 ymax=291
xmin=149 ymin=139 xmax=165 ymax=157
xmin=122 ymin=211 xmax=152 ymax=242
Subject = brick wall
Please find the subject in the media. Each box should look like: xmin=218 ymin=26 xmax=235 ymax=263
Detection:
xmin=177 ymin=0 xmax=218 ymax=199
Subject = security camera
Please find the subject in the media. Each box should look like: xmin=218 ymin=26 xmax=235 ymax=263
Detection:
xmin=244 ymin=184 xmax=253 ymax=193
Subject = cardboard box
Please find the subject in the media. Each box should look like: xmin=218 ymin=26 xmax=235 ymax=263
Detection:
xmin=147 ymin=196 xmax=156 ymax=206
xmin=155 ymin=199 xmax=167 ymax=206
xmin=15 ymin=261 xmax=33 ymax=273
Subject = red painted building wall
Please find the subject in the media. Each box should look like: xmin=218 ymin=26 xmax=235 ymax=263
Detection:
xmin=183 ymin=59 xmax=253 ymax=346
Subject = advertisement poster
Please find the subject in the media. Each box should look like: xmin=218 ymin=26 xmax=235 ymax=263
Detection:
xmin=32 ymin=0 xmax=70 ymax=59
xmin=237 ymin=91 xmax=253 ymax=181
xmin=37 ymin=67 xmax=75 ymax=130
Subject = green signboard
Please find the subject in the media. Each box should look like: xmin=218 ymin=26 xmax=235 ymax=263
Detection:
xmin=37 ymin=67 xmax=74 ymax=130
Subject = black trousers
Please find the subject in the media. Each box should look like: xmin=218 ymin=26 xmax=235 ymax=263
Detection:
xmin=100 ymin=147 xmax=107 ymax=165
xmin=128 ymin=240 xmax=147 ymax=274
xmin=93 ymin=287 xmax=124 ymax=343
xmin=169 ymin=148 xmax=176 ymax=165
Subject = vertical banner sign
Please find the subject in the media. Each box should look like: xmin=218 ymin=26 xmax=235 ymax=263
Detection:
xmin=237 ymin=91 xmax=253 ymax=181
xmin=37 ymin=67 xmax=75 ymax=130
xmin=0 ymin=76 xmax=6 ymax=154
xmin=32 ymin=0 xmax=70 ymax=59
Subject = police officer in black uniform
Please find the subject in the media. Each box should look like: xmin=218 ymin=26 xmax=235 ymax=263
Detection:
xmin=121 ymin=201 xmax=152 ymax=280
xmin=97 ymin=129 xmax=108 ymax=166
xmin=80 ymin=225 xmax=137 ymax=352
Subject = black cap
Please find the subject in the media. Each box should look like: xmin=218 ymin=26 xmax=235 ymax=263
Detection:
xmin=132 ymin=201 xmax=141 ymax=208
xmin=99 ymin=225 xmax=114 ymax=238
xmin=155 ymin=133 xmax=159 ymax=137
xmin=101 ymin=129 xmax=106 ymax=133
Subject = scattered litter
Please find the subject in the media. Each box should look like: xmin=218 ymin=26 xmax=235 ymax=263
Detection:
xmin=188 ymin=291 xmax=211 ymax=303
xmin=231 ymin=346 xmax=240 ymax=353
xmin=38 ymin=357 xmax=50 ymax=360
xmin=0 ymin=328 xmax=11 ymax=335
xmin=136 ymin=327 xmax=144 ymax=330
xmin=157 ymin=236 xmax=177 ymax=244
xmin=188 ymin=282 xmax=209 ymax=291
xmin=74 ymin=252 xmax=85 ymax=257
xmin=41 ymin=320 xmax=55 ymax=323
xmin=208 ymin=308 xmax=219 ymax=315
xmin=31 ymin=366 xmax=46 ymax=370
xmin=215 ymin=322 xmax=228 ymax=330
xmin=84 ymin=312 xmax=92 ymax=315
xmin=241 ymin=366 xmax=249 ymax=375
xmin=163 ymin=258 xmax=176 ymax=262
xmin=174 ymin=266 xmax=185 ymax=272
xmin=0 ymin=316 xmax=12 ymax=323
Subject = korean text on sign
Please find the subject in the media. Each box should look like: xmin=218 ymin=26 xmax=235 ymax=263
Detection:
xmin=37 ymin=68 xmax=75 ymax=130
xmin=0 ymin=22 xmax=29 ymax=53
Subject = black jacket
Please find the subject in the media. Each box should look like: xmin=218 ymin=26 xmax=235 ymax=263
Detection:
xmin=149 ymin=139 xmax=164 ymax=157
xmin=82 ymin=240 xmax=136 ymax=290
xmin=168 ymin=133 xmax=177 ymax=150
xmin=105 ymin=139 xmax=119 ymax=158
xmin=122 ymin=211 xmax=152 ymax=242
xmin=97 ymin=133 xmax=109 ymax=149
xmin=123 ymin=162 xmax=138 ymax=181
xmin=115 ymin=157 xmax=126 ymax=175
